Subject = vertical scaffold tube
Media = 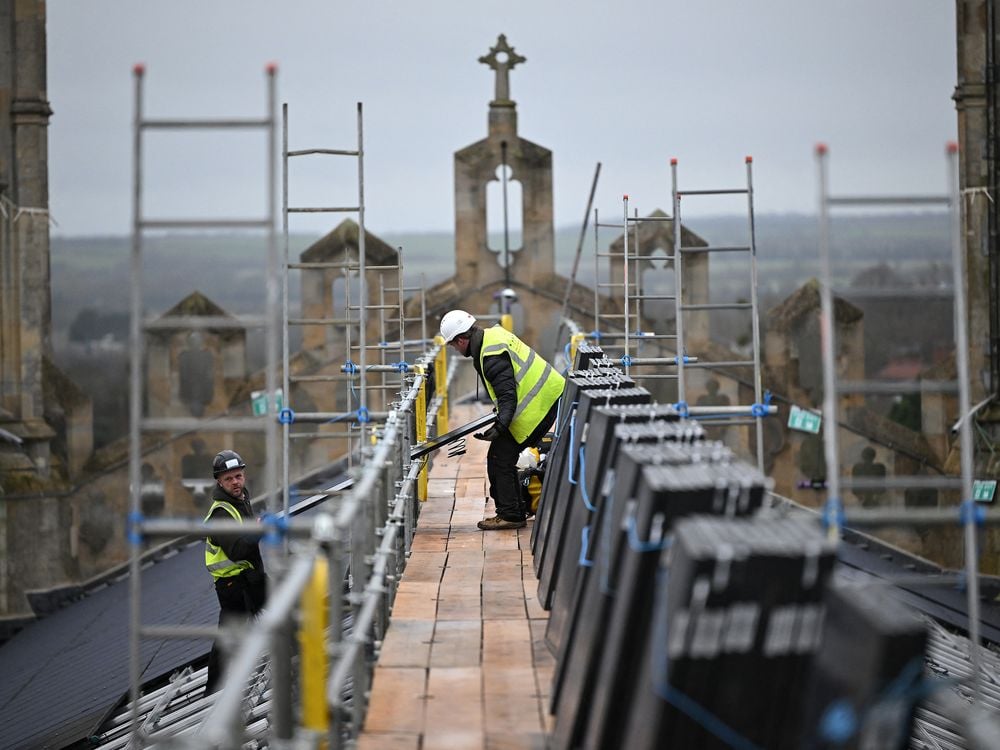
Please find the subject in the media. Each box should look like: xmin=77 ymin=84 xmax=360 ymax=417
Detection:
xmin=815 ymin=144 xmax=842 ymax=541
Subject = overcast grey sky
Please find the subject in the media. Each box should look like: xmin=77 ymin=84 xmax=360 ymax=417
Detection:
xmin=48 ymin=1 xmax=956 ymax=237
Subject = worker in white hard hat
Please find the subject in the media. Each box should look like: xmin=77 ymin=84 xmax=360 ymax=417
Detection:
xmin=439 ymin=309 xmax=565 ymax=530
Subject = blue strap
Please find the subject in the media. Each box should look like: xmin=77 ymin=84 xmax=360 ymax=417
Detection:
xmin=674 ymin=354 xmax=693 ymax=365
xmin=674 ymin=400 xmax=690 ymax=418
xmin=578 ymin=447 xmax=596 ymax=511
xmin=620 ymin=354 xmax=633 ymax=367
xmin=567 ymin=410 xmax=578 ymax=486
xmin=341 ymin=360 xmax=359 ymax=375
xmin=126 ymin=511 xmax=144 ymax=546
xmin=578 ymin=525 xmax=594 ymax=567
xmin=356 ymin=406 xmax=370 ymax=424
xmin=959 ymin=499 xmax=986 ymax=527
xmin=278 ymin=407 xmax=295 ymax=425
xmin=750 ymin=390 xmax=773 ymax=417
xmin=625 ymin=514 xmax=671 ymax=552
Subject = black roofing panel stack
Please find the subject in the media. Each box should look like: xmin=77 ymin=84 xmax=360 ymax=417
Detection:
xmin=581 ymin=463 xmax=770 ymax=750
xmin=544 ymin=404 xmax=687 ymax=655
xmin=535 ymin=386 xmax=653 ymax=609
xmin=619 ymin=516 xmax=836 ymax=750
xmin=530 ymin=369 xmax=633 ymax=570
xmin=548 ymin=440 xmax=755 ymax=750
xmin=800 ymin=582 xmax=928 ymax=750
xmin=572 ymin=343 xmax=605 ymax=370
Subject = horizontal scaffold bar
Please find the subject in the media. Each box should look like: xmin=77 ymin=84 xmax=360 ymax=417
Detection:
xmin=678 ymin=188 xmax=748 ymax=196
xmin=287 ymin=206 xmax=360 ymax=213
xmin=681 ymin=302 xmax=753 ymax=310
xmin=287 ymin=317 xmax=352 ymax=325
xmin=144 ymin=315 xmax=267 ymax=330
xmin=836 ymin=380 xmax=959 ymax=395
xmin=139 ymin=218 xmax=270 ymax=230
xmin=840 ymin=475 xmax=963 ymax=491
xmin=680 ymin=245 xmax=750 ymax=253
xmin=286 ymin=147 xmax=359 ymax=157
xmin=826 ymin=195 xmax=948 ymax=207
xmin=142 ymin=118 xmax=271 ymax=129
xmin=142 ymin=417 xmax=268 ymax=432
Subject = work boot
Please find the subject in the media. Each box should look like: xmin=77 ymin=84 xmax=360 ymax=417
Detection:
xmin=477 ymin=515 xmax=526 ymax=531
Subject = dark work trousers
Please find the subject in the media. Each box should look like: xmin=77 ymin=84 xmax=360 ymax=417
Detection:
xmin=205 ymin=572 xmax=267 ymax=693
xmin=487 ymin=400 xmax=560 ymax=521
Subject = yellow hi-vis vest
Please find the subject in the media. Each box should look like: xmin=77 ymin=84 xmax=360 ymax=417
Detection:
xmin=204 ymin=500 xmax=255 ymax=580
xmin=480 ymin=326 xmax=565 ymax=443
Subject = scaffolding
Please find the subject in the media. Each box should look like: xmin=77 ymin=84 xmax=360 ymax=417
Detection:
xmin=588 ymin=158 xmax=773 ymax=470
xmin=815 ymin=143 xmax=984 ymax=701
xmin=126 ymin=63 xmax=280 ymax=745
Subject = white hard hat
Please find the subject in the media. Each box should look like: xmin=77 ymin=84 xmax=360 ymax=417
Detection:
xmin=440 ymin=309 xmax=476 ymax=343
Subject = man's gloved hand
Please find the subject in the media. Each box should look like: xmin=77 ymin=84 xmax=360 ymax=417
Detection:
xmin=474 ymin=424 xmax=503 ymax=441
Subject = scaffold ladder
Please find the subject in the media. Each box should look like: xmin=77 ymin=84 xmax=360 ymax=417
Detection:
xmin=127 ymin=63 xmax=279 ymax=746
xmin=816 ymin=143 xmax=982 ymax=699
xmin=671 ymin=157 xmax=770 ymax=471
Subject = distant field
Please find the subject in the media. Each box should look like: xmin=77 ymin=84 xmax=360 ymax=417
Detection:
xmin=50 ymin=211 xmax=951 ymax=341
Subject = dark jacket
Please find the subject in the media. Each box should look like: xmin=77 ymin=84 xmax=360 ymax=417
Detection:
xmin=468 ymin=326 xmax=517 ymax=430
xmin=208 ymin=484 xmax=266 ymax=574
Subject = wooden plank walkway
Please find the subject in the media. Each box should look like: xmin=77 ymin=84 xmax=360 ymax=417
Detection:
xmin=357 ymin=405 xmax=553 ymax=750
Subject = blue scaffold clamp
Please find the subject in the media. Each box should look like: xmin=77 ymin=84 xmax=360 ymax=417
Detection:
xmin=356 ymin=406 xmax=370 ymax=424
xmin=126 ymin=511 xmax=144 ymax=546
xmin=590 ymin=330 xmax=602 ymax=340
xmin=278 ymin=407 xmax=295 ymax=425
xmin=821 ymin=497 xmax=846 ymax=531
xmin=750 ymin=390 xmax=773 ymax=418
xmin=620 ymin=354 xmax=633 ymax=368
xmin=674 ymin=354 xmax=694 ymax=365
xmin=341 ymin=360 xmax=359 ymax=375
xmin=674 ymin=400 xmax=690 ymax=418
xmin=394 ymin=361 xmax=409 ymax=373
xmin=260 ymin=513 xmax=288 ymax=547
xmin=959 ymin=499 xmax=986 ymax=527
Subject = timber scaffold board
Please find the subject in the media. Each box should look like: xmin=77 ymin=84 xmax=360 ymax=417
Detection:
xmin=357 ymin=405 xmax=553 ymax=750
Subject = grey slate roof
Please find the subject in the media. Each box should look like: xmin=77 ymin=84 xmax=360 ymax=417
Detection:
xmin=0 ymin=542 xmax=217 ymax=750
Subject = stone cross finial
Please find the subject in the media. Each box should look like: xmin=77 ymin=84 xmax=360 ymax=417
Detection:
xmin=479 ymin=34 xmax=526 ymax=104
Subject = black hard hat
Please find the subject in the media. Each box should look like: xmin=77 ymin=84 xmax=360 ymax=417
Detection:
xmin=212 ymin=450 xmax=246 ymax=478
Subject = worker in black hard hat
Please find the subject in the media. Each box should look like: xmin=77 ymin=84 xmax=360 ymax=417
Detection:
xmin=203 ymin=449 xmax=267 ymax=693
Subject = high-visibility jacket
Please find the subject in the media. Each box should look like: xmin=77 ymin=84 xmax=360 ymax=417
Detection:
xmin=479 ymin=326 xmax=565 ymax=443
xmin=204 ymin=500 xmax=255 ymax=579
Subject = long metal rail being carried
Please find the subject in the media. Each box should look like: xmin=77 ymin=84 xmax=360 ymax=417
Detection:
xmin=127 ymin=64 xmax=280 ymax=746
xmin=815 ymin=143 xmax=985 ymax=704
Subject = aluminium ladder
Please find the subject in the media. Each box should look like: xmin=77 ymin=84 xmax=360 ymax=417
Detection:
xmin=671 ymin=157 xmax=770 ymax=472
xmin=815 ymin=143 xmax=983 ymax=701
xmin=127 ymin=64 xmax=280 ymax=746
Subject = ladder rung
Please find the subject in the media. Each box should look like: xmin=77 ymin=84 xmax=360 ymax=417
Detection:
xmin=628 ymin=254 xmax=676 ymax=261
xmin=678 ymin=188 xmax=748 ymax=196
xmin=142 ymin=118 xmax=271 ymax=130
xmin=595 ymin=222 xmax=625 ymax=229
xmin=288 ymin=318 xmax=352 ymax=325
xmin=628 ymin=294 xmax=675 ymax=301
xmin=826 ymin=195 xmax=948 ymax=207
xmin=287 ymin=148 xmax=359 ymax=157
xmin=681 ymin=303 xmax=753 ymax=311
xmin=684 ymin=360 xmax=756 ymax=369
xmin=140 ymin=219 xmax=270 ymax=230
xmin=288 ymin=262 xmax=356 ymax=270
xmin=346 ymin=304 xmax=397 ymax=311
xmin=144 ymin=315 xmax=266 ymax=330
xmin=628 ymin=373 xmax=679 ymax=380
xmin=833 ymin=287 xmax=954 ymax=299
xmin=597 ymin=282 xmax=641 ymax=288
xmin=142 ymin=417 xmax=267 ymax=432
xmin=596 ymin=333 xmax=677 ymax=340
xmin=626 ymin=215 xmax=674 ymax=222
xmin=288 ymin=206 xmax=360 ymax=214
xmin=839 ymin=475 xmax=962 ymax=491
xmin=290 ymin=375 xmax=356 ymax=383
xmin=836 ymin=380 xmax=959 ymax=395
xmin=680 ymin=245 xmax=750 ymax=253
